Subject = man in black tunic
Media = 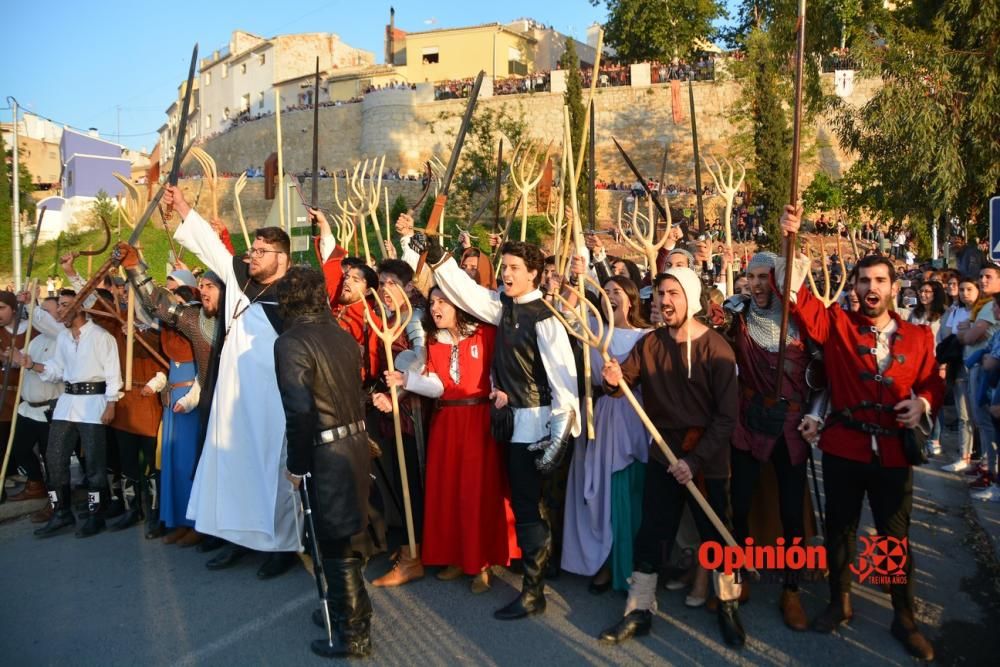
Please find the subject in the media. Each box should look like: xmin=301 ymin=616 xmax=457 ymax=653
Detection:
xmin=274 ymin=266 xmax=373 ymax=659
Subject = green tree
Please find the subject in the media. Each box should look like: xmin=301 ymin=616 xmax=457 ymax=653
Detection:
xmin=802 ymin=171 xmax=844 ymax=216
xmin=594 ymin=0 xmax=726 ymax=62
xmin=559 ymin=38 xmax=589 ymax=223
xmin=833 ymin=0 xmax=1000 ymax=240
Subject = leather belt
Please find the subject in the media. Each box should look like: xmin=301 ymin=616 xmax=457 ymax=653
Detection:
xmin=170 ymin=380 xmax=196 ymax=390
xmin=26 ymin=399 xmax=55 ymax=408
xmin=64 ymin=381 xmax=107 ymax=395
xmin=740 ymin=386 xmax=801 ymax=413
xmin=436 ymin=397 xmax=489 ymax=408
xmin=316 ymin=420 xmax=366 ymax=445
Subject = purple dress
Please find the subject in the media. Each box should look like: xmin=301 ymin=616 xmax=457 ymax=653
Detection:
xmin=561 ymin=327 xmax=651 ymax=587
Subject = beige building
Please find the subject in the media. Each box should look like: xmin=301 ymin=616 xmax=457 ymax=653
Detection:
xmin=1 ymin=113 xmax=62 ymax=189
xmin=389 ymin=22 xmax=537 ymax=83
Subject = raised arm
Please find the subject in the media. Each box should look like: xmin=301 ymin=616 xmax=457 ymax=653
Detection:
xmin=167 ymin=185 xmax=237 ymax=281
xmin=431 ymin=257 xmax=502 ymax=325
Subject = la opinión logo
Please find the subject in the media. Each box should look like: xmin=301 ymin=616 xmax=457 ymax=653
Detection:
xmin=849 ymin=535 xmax=908 ymax=585
xmin=698 ymin=538 xmax=826 ymax=575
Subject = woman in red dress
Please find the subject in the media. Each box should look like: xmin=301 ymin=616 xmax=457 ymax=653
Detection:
xmin=386 ymin=287 xmax=519 ymax=593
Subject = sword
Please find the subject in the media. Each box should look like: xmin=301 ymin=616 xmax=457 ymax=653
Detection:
xmin=299 ymin=474 xmax=334 ymax=649
xmin=611 ymin=137 xmax=691 ymax=240
xmin=688 ymin=78 xmax=705 ymax=234
xmin=132 ymin=43 xmax=197 ymax=246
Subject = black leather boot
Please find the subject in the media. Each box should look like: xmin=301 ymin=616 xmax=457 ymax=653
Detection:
xmin=34 ymin=486 xmax=75 ymax=538
xmin=599 ymin=610 xmax=652 ymax=644
xmin=494 ymin=522 xmax=550 ymax=620
xmin=717 ymin=600 xmax=746 ymax=648
xmin=812 ymin=593 xmax=853 ymax=633
xmin=105 ymin=473 xmax=125 ymax=519
xmin=143 ymin=473 xmax=164 ymax=539
xmin=257 ymin=551 xmax=297 ymax=579
xmin=311 ymin=557 xmax=373 ymax=658
xmin=891 ymin=609 xmax=934 ymax=661
xmin=76 ymin=488 xmax=108 ymax=538
xmin=109 ymin=478 xmax=142 ymax=531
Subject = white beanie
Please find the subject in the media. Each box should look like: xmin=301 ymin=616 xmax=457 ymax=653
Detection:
xmin=664 ymin=266 xmax=702 ymax=379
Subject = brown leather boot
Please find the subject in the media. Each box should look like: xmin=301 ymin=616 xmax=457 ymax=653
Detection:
xmin=162 ymin=527 xmax=191 ymax=545
xmin=891 ymin=609 xmax=934 ymax=661
xmin=780 ymin=589 xmax=809 ymax=631
xmin=372 ymin=545 xmax=424 ymax=587
xmin=8 ymin=480 xmax=47 ymax=501
xmin=177 ymin=530 xmax=204 ymax=547
xmin=31 ymin=504 xmax=54 ymax=524
xmin=812 ymin=593 xmax=853 ymax=633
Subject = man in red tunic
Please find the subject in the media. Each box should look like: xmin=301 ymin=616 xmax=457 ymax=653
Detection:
xmin=779 ymin=207 xmax=943 ymax=661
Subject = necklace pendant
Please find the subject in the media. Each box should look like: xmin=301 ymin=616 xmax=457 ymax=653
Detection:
xmin=514 ymin=322 xmax=520 ymax=329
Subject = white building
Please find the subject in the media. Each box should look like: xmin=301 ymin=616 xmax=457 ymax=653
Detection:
xmin=196 ymin=30 xmax=374 ymax=139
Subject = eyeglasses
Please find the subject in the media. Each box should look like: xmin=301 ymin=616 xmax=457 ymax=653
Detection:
xmin=247 ymin=247 xmax=285 ymax=258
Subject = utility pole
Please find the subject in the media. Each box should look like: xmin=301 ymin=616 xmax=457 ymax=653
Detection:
xmin=117 ymin=105 xmax=121 ymax=144
xmin=10 ymin=98 xmax=22 ymax=290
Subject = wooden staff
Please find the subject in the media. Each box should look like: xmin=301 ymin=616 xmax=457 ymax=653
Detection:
xmin=363 ymin=288 xmax=418 ymax=558
xmin=0 ymin=280 xmax=37 ymax=493
xmin=775 ymin=0 xmax=808 ymax=400
xmin=125 ymin=284 xmax=136 ymax=389
xmin=275 ymin=89 xmax=286 ymax=233
xmin=85 ymin=292 xmax=169 ymax=369
xmin=541 ymin=276 xmax=756 ymax=575
xmin=509 ymin=139 xmax=548 ymax=243
xmin=233 ymin=171 xmax=252 ymax=249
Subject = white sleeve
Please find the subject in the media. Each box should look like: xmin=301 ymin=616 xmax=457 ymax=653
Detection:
xmin=174 ymin=209 xmax=237 ymax=282
xmin=145 ymin=371 xmax=167 ymax=393
xmin=536 ymin=317 xmax=581 ymax=437
xmin=99 ymin=331 xmax=124 ymax=401
xmin=31 ymin=305 xmax=64 ymax=339
xmin=433 ymin=257 xmax=503 ymax=325
xmin=37 ymin=335 xmax=66 ymax=383
xmin=68 ymin=274 xmax=97 ymax=308
xmin=319 ymin=231 xmax=337 ymax=262
xmin=175 ymin=380 xmax=201 ymax=413
xmin=403 ymin=371 xmax=445 ymax=399
xmin=399 ymin=235 xmax=419 ymax=270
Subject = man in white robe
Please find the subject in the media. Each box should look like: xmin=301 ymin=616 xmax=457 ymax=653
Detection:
xmin=164 ymin=185 xmax=300 ymax=580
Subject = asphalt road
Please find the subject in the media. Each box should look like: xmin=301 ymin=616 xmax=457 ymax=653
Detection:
xmin=1 ymin=445 xmax=998 ymax=666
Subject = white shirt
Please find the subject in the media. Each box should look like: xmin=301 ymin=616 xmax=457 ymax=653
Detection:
xmin=38 ymin=320 xmax=122 ymax=424
xmin=432 ymin=257 xmax=580 ymax=443
xmin=17 ymin=324 xmax=62 ymax=422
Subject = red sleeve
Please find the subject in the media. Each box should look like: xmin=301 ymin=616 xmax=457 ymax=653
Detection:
xmin=316 ymin=236 xmax=347 ymax=308
xmin=913 ymin=325 xmax=946 ymax=417
xmin=770 ymin=271 xmax=836 ymax=345
xmin=218 ymin=227 xmax=235 ymax=255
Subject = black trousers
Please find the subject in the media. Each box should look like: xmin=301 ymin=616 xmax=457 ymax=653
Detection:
xmin=47 ymin=420 xmax=107 ymax=490
xmin=634 ymin=462 xmax=731 ymax=573
xmin=113 ymin=429 xmax=157 ymax=482
xmin=823 ymin=452 xmax=914 ymax=612
xmin=508 ymin=443 xmax=543 ymax=525
xmin=11 ymin=415 xmax=50 ymax=482
xmin=730 ymin=437 xmax=807 ymax=585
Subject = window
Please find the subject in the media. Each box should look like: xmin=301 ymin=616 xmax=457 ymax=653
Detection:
xmin=204 ymin=72 xmax=211 ymax=86
xmin=223 ymin=107 xmax=231 ymax=120
xmin=206 ymin=113 xmax=212 ymax=128
xmin=421 ymin=47 xmax=439 ymax=64
xmin=259 ymin=53 xmax=266 ymax=66
xmin=222 ymin=64 xmax=228 ymax=79
xmin=241 ymin=94 xmax=250 ymax=112
xmin=67 ymin=171 xmax=73 ymax=188
xmin=241 ymin=63 xmax=247 ymax=75
xmin=508 ymin=46 xmax=527 ymax=76
xmin=258 ymin=92 xmax=265 ymax=109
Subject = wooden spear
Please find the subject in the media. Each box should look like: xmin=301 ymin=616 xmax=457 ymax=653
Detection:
xmin=774 ymin=0 xmax=808 ymax=400
xmin=0 ymin=280 xmax=37 ymax=493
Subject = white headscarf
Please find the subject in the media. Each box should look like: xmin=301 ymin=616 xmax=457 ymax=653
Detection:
xmin=664 ymin=267 xmax=702 ymax=379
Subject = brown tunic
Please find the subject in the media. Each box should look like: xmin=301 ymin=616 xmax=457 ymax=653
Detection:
xmin=606 ymin=327 xmax=738 ymax=479
xmin=0 ymin=327 xmax=26 ymax=422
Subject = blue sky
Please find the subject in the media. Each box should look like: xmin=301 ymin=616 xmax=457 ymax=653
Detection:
xmin=3 ymin=1 xmax=608 ymax=151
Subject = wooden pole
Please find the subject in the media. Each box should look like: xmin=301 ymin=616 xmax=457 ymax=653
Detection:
xmin=0 ymin=280 xmax=37 ymax=492
xmin=775 ymin=0 xmax=808 ymax=400
xmin=275 ymin=89 xmax=286 ymax=234
xmin=125 ymin=285 xmax=135 ymax=389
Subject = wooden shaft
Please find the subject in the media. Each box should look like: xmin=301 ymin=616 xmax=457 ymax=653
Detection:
xmin=0 ymin=281 xmax=37 ymax=491
xmin=275 ymin=90 xmax=286 ymax=233
xmin=125 ymin=285 xmax=136 ymax=389
xmin=384 ymin=341 xmax=418 ymax=558
xmin=86 ymin=293 xmax=169 ymax=368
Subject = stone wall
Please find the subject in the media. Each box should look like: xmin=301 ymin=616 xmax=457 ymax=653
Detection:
xmin=199 ymin=73 xmax=879 ymax=216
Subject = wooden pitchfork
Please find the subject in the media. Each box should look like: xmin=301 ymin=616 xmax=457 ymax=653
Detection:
xmin=540 ymin=276 xmax=756 ymax=575
xmin=189 ymin=147 xmax=220 ymax=222
xmin=233 ymin=170 xmax=252 ymax=249
xmin=616 ymin=196 xmax=670 ymax=273
xmin=806 ymin=236 xmax=848 ymax=307
xmin=362 ymin=288 xmax=419 ymax=559
xmin=509 ymin=139 xmax=551 ymax=242
xmin=703 ymin=155 xmax=746 ymax=295
xmin=351 ymin=155 xmax=388 ymax=258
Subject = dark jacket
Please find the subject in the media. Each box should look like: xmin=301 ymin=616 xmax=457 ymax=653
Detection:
xmin=275 ymin=312 xmax=370 ymax=541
